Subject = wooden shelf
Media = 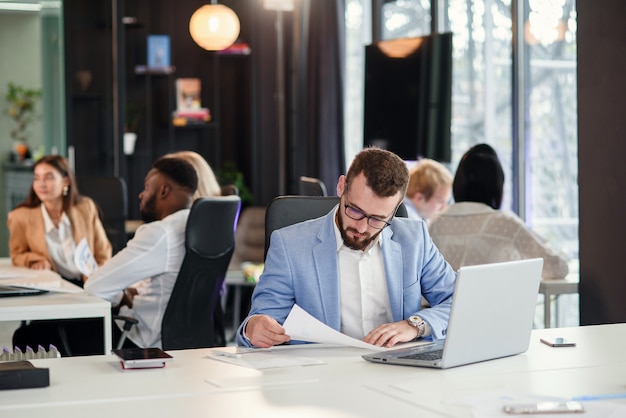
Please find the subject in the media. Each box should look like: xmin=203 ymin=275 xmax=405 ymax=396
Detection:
xmin=134 ymin=65 xmax=176 ymax=75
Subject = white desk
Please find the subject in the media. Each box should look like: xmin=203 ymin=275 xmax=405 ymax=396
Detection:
xmin=0 ymin=261 xmax=112 ymax=354
xmin=1 ymin=324 xmax=625 ymax=417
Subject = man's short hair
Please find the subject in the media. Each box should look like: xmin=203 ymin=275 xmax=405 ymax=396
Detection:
xmin=406 ymin=159 xmax=453 ymax=200
xmin=345 ymin=147 xmax=409 ymax=197
xmin=153 ymin=156 xmax=198 ymax=193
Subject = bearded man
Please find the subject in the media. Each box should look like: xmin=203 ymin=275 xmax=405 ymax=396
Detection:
xmin=237 ymin=147 xmax=456 ymax=349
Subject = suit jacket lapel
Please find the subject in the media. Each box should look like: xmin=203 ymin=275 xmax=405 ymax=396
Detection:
xmin=381 ymin=227 xmax=404 ymax=322
xmin=312 ymin=209 xmax=341 ymax=329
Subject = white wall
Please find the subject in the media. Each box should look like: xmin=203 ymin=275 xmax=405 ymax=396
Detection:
xmin=0 ymin=11 xmax=43 ymax=256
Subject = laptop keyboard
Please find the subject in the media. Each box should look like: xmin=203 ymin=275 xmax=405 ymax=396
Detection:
xmin=401 ymin=349 xmax=444 ymax=361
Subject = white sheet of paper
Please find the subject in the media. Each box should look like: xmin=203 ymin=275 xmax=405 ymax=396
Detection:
xmin=0 ymin=268 xmax=82 ymax=293
xmin=282 ymin=304 xmax=389 ymax=350
xmin=206 ymin=351 xmax=326 ymax=370
xmin=74 ymin=237 xmax=98 ymax=276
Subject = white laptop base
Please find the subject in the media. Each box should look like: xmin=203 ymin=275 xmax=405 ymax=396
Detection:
xmin=363 ymin=258 xmax=543 ymax=369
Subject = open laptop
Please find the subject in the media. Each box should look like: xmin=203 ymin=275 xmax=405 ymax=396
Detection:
xmin=0 ymin=284 xmax=48 ymax=297
xmin=362 ymin=258 xmax=543 ymax=369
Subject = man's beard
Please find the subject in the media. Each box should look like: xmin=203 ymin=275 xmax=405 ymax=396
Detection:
xmin=337 ymin=211 xmax=382 ymax=251
xmin=140 ymin=193 xmax=158 ymax=223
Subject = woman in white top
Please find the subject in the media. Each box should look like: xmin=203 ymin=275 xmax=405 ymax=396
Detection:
xmin=7 ymin=155 xmax=111 ymax=285
xmin=428 ymin=144 xmax=569 ymax=280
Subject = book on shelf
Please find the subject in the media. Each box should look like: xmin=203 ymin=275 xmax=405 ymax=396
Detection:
xmin=175 ymin=78 xmax=202 ymax=112
xmin=172 ymin=108 xmax=211 ymax=126
xmin=174 ymin=78 xmax=210 ymax=125
xmin=147 ymin=35 xmax=171 ymax=69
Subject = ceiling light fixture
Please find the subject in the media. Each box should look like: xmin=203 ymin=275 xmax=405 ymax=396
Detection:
xmin=189 ymin=2 xmax=240 ymax=51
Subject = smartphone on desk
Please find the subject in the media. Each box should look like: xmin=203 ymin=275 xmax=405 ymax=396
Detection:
xmin=540 ymin=337 xmax=576 ymax=347
xmin=503 ymin=401 xmax=584 ymax=414
xmin=112 ymin=347 xmax=173 ymax=369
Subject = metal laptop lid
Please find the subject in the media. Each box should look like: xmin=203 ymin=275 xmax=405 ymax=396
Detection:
xmin=362 ymin=258 xmax=543 ymax=369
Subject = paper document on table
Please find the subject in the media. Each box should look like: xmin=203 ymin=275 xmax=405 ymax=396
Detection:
xmin=74 ymin=238 xmax=98 ymax=276
xmin=206 ymin=347 xmax=326 ymax=370
xmin=0 ymin=268 xmax=82 ymax=293
xmin=0 ymin=266 xmax=37 ymax=280
xmin=283 ymin=304 xmax=392 ymax=350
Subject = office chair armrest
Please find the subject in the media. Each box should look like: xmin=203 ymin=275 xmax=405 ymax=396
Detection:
xmin=113 ymin=315 xmax=138 ymax=331
xmin=112 ymin=315 xmax=139 ymax=349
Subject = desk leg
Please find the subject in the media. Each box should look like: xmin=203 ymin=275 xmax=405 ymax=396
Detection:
xmin=544 ymin=294 xmax=552 ymax=328
xmin=103 ymin=311 xmax=112 ymax=353
xmin=229 ymin=287 xmax=242 ymax=342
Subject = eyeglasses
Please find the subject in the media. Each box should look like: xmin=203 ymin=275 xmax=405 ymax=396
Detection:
xmin=343 ymin=204 xmax=392 ymax=230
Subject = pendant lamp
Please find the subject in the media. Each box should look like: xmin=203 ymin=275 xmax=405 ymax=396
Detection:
xmin=189 ymin=3 xmax=240 ymax=51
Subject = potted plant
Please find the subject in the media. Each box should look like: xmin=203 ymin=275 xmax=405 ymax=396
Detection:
xmin=124 ymin=102 xmax=143 ymax=155
xmin=218 ymin=160 xmax=253 ymax=205
xmin=4 ymin=82 xmax=42 ymax=161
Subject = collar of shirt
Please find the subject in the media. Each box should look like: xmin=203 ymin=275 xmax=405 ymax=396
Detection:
xmin=41 ymin=204 xmax=70 ymax=233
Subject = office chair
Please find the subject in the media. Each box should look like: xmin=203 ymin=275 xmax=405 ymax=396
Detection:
xmin=77 ymin=176 xmax=128 ymax=254
xmin=229 ymin=206 xmax=266 ymax=268
xmin=298 ymin=176 xmax=328 ymax=196
xmin=264 ymin=196 xmax=408 ymax=259
xmin=116 ymin=195 xmax=241 ymax=350
xmin=220 ymin=184 xmax=239 ymax=196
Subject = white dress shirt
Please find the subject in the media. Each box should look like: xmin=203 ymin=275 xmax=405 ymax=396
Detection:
xmin=85 ymin=209 xmax=189 ymax=348
xmin=41 ymin=204 xmax=81 ymax=280
xmin=333 ymin=211 xmax=392 ymax=339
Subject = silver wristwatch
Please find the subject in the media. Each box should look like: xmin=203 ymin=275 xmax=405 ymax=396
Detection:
xmin=407 ymin=315 xmax=426 ymax=338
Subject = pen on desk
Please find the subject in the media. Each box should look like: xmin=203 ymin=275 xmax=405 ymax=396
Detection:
xmin=1 ymin=346 xmax=10 ymax=361
xmin=572 ymin=393 xmax=626 ymax=402
xmin=25 ymin=345 xmax=35 ymax=359
xmin=13 ymin=346 xmax=23 ymax=360
xmin=49 ymin=344 xmax=60 ymax=358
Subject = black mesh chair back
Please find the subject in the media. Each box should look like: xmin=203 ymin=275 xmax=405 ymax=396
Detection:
xmin=264 ymin=196 xmax=408 ymax=259
xmin=161 ymin=196 xmax=241 ymax=350
xmin=77 ymin=176 xmax=128 ymax=254
xmin=298 ymin=176 xmax=328 ymax=196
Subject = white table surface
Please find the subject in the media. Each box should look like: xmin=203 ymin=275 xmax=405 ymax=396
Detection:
xmin=1 ymin=324 xmax=625 ymax=417
xmin=0 ymin=260 xmax=112 ymax=353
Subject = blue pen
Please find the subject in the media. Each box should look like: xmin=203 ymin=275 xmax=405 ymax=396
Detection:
xmin=573 ymin=393 xmax=626 ymax=402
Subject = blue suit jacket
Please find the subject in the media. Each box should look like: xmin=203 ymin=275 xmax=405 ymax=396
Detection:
xmin=236 ymin=206 xmax=456 ymax=347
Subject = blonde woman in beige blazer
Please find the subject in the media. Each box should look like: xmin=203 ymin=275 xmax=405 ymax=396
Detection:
xmin=7 ymin=155 xmax=112 ymax=284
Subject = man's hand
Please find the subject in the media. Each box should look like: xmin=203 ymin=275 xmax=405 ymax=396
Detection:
xmin=120 ymin=287 xmax=138 ymax=309
xmin=244 ymin=314 xmax=291 ymax=348
xmin=363 ymin=320 xmax=419 ymax=348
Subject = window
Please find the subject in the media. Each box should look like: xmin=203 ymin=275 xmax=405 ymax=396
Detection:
xmin=345 ymin=0 xmax=577 ymax=262
xmin=344 ymin=0 xmax=578 ymax=326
